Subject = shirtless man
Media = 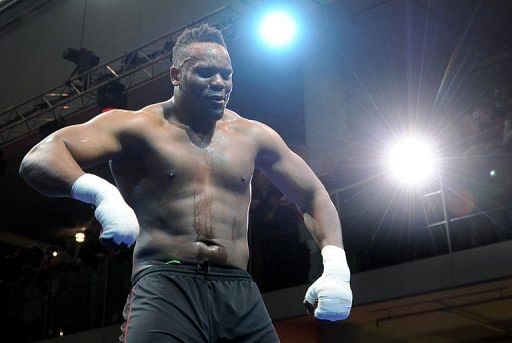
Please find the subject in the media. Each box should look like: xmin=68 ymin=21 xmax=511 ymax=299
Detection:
xmin=20 ymin=24 xmax=352 ymax=342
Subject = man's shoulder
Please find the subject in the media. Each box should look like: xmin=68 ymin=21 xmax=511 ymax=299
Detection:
xmin=223 ymin=109 xmax=272 ymax=133
xmin=139 ymin=101 xmax=167 ymax=117
xmin=89 ymin=105 xmax=166 ymax=142
xmin=105 ymin=103 xmax=165 ymax=125
xmin=223 ymin=110 xmax=285 ymax=151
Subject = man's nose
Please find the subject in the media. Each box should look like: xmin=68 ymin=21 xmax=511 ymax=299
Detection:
xmin=210 ymin=74 xmax=224 ymax=90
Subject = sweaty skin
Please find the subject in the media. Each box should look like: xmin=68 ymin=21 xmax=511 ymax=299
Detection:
xmin=19 ymin=42 xmax=343 ymax=276
xmin=112 ymin=105 xmax=261 ymax=273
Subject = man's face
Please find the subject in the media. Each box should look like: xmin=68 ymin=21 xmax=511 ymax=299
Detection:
xmin=175 ymin=42 xmax=233 ymax=121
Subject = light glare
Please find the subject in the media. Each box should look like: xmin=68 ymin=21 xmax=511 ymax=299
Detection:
xmin=75 ymin=232 xmax=85 ymax=243
xmin=259 ymin=10 xmax=297 ymax=48
xmin=388 ymin=137 xmax=436 ymax=185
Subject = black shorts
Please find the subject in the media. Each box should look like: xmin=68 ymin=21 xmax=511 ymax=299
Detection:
xmin=119 ymin=263 xmax=280 ymax=342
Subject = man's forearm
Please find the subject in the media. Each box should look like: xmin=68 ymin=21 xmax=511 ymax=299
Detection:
xmin=19 ymin=137 xmax=85 ymax=197
xmin=302 ymin=188 xmax=343 ymax=249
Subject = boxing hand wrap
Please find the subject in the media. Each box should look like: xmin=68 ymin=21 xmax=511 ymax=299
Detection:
xmin=304 ymin=245 xmax=352 ymax=321
xmin=71 ymin=173 xmax=139 ymax=247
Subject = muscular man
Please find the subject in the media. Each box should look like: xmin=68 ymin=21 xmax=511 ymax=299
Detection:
xmin=20 ymin=24 xmax=352 ymax=342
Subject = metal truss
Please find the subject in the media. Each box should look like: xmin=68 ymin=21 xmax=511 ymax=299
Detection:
xmin=0 ymin=5 xmax=239 ymax=148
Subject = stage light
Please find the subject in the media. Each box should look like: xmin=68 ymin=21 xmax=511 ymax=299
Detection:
xmin=52 ymin=250 xmax=58 ymax=257
xmin=97 ymin=80 xmax=127 ymax=112
xmin=258 ymin=9 xmax=297 ymax=48
xmin=62 ymin=48 xmax=99 ymax=74
xmin=489 ymin=169 xmax=496 ymax=177
xmin=386 ymin=137 xmax=437 ymax=185
xmin=75 ymin=232 xmax=85 ymax=243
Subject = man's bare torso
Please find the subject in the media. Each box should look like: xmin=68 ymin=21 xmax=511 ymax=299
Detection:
xmin=110 ymin=102 xmax=259 ymax=274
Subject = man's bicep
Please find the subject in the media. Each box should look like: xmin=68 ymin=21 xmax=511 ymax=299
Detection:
xmin=52 ymin=114 xmax=123 ymax=167
xmin=266 ymin=153 xmax=320 ymax=204
xmin=257 ymin=131 xmax=321 ymax=210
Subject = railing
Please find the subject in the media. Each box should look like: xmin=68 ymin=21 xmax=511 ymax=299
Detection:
xmin=0 ymin=5 xmax=239 ymax=148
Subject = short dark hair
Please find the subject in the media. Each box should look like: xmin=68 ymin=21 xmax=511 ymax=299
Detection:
xmin=172 ymin=23 xmax=227 ymax=68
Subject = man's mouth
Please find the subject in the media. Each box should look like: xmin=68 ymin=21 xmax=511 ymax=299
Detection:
xmin=207 ymin=95 xmax=224 ymax=100
xmin=207 ymin=95 xmax=225 ymax=106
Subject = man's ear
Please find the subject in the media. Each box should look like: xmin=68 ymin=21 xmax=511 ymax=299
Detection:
xmin=170 ymin=66 xmax=180 ymax=86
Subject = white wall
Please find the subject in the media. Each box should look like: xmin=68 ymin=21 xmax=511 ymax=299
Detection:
xmin=0 ymin=0 xmax=232 ymax=112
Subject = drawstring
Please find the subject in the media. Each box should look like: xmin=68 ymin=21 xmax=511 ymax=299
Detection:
xmin=196 ymin=260 xmax=210 ymax=281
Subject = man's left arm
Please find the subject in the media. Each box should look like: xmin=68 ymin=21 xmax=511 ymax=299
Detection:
xmin=254 ymin=123 xmax=352 ymax=321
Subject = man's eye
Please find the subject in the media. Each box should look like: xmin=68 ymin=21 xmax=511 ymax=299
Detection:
xmin=196 ymin=68 xmax=232 ymax=80
xmin=197 ymin=69 xmax=213 ymax=77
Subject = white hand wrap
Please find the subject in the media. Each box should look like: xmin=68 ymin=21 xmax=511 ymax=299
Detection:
xmin=71 ymin=173 xmax=139 ymax=246
xmin=304 ymin=245 xmax=352 ymax=321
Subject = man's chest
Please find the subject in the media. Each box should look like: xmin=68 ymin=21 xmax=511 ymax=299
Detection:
xmin=135 ymin=127 xmax=257 ymax=189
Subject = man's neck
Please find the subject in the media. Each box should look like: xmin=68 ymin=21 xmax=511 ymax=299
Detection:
xmin=164 ymin=97 xmax=216 ymax=134
xmin=165 ymin=97 xmax=218 ymax=135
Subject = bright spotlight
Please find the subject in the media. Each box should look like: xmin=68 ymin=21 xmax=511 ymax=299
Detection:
xmin=387 ymin=137 xmax=437 ymax=185
xmin=75 ymin=232 xmax=85 ymax=243
xmin=258 ymin=10 xmax=297 ymax=48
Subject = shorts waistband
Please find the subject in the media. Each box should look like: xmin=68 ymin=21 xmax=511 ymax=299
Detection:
xmin=132 ymin=262 xmax=252 ymax=286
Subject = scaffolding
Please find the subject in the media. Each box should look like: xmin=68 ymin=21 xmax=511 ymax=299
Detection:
xmin=0 ymin=5 xmax=239 ymax=148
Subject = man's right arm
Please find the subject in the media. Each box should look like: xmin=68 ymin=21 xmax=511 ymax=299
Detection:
xmin=19 ymin=110 xmax=132 ymax=196
xmin=20 ymin=110 xmax=142 ymax=248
